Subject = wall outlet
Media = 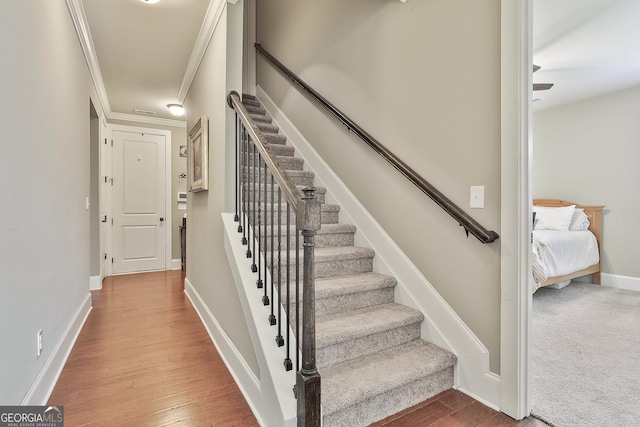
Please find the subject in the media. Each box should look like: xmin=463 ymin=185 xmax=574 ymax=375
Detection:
xmin=37 ymin=329 xmax=43 ymax=357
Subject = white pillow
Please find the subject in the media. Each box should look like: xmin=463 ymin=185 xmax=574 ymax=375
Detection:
xmin=533 ymin=205 xmax=576 ymax=231
xmin=569 ymin=208 xmax=590 ymax=231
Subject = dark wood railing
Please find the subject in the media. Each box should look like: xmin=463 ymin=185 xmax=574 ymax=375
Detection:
xmin=228 ymin=91 xmax=321 ymax=426
xmin=255 ymin=43 xmax=499 ymax=244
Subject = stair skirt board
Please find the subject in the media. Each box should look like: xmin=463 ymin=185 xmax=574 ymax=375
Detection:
xmin=255 ymin=86 xmax=501 ymax=410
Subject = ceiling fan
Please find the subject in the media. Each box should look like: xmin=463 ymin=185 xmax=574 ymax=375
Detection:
xmin=533 ymin=64 xmax=554 ymax=91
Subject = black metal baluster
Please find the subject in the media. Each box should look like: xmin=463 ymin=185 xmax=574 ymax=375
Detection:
xmin=265 ymin=173 xmax=274 ymax=311
xmin=234 ymin=115 xmax=240 ymax=223
xmin=262 ymin=163 xmax=268 ymax=298
xmin=241 ymin=126 xmax=247 ymax=243
xmin=296 ymin=228 xmax=300 ymax=373
xmin=251 ymin=141 xmax=257 ymax=270
xmin=276 ymin=188 xmax=284 ymax=347
xmin=284 ymin=203 xmax=292 ymax=370
xmin=246 ymin=140 xmax=253 ymax=258
xmin=256 ymin=152 xmax=263 ymax=288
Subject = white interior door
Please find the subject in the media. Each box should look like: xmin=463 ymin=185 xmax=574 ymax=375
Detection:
xmin=112 ymin=130 xmax=166 ymax=274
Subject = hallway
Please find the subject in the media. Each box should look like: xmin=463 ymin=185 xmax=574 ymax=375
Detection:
xmin=48 ymin=271 xmax=257 ymax=426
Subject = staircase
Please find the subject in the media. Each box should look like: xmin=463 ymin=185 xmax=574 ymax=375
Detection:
xmin=241 ymin=94 xmax=456 ymax=427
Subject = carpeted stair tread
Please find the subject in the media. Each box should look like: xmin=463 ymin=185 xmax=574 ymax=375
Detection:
xmin=263 ymin=223 xmax=355 ymax=238
xmin=250 ymin=113 xmax=272 ymax=123
xmin=244 ymin=104 xmax=265 ymax=115
xmin=316 ymin=303 xmax=423 ymax=348
xmin=313 ymin=245 xmax=374 ymax=262
xmin=253 ymin=121 xmax=279 ymax=134
xmin=316 ymin=272 xmax=395 ymax=299
xmin=320 ymin=340 xmax=457 ymax=416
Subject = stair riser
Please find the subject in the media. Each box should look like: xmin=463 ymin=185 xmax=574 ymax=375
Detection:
xmin=317 ymin=323 xmax=421 ymax=369
xmin=250 ymin=114 xmax=272 ymax=124
xmin=243 ymin=188 xmax=326 ymax=204
xmin=243 ymin=144 xmax=294 ymax=156
xmin=252 ymin=122 xmax=280 ymax=134
xmin=259 ymin=230 xmax=354 ymax=250
xmin=243 ymin=171 xmax=314 ymax=187
xmin=241 ymin=156 xmax=304 ymax=170
xmin=323 ymin=367 xmax=454 ymax=427
xmin=244 ymin=104 xmax=265 ymax=115
xmin=249 ymin=208 xmax=339 ymax=226
xmin=266 ymin=253 xmax=372 ymax=282
xmin=287 ymin=287 xmax=395 ymax=319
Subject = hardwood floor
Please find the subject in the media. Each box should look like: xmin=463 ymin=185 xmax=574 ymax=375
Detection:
xmin=49 ymin=270 xmax=547 ymax=427
xmin=370 ymin=389 xmax=549 ymax=427
xmin=48 ymin=270 xmax=258 ymax=426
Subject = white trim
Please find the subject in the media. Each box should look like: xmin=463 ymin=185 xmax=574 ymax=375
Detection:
xmin=499 ymin=0 xmax=532 ymax=419
xmin=171 ymin=259 xmax=182 ymax=270
xmin=257 ymin=86 xmax=501 ymax=409
xmin=109 ymin=112 xmax=186 ymax=128
xmin=177 ymin=0 xmax=228 ymax=103
xmin=220 ymin=215 xmax=298 ymax=427
xmin=65 ymin=0 xmax=189 ymax=126
xmin=108 ymin=124 xmax=173 ymax=272
xmin=21 ymin=294 xmax=92 ymax=405
xmin=89 ymin=275 xmax=102 ymax=290
xmin=601 ymin=273 xmax=640 ymax=292
xmin=65 ymin=0 xmax=111 ymax=117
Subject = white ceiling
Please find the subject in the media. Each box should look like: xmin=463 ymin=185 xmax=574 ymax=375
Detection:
xmin=77 ymin=0 xmax=640 ymax=120
xmin=81 ymin=0 xmax=211 ymax=121
xmin=533 ymin=0 xmax=640 ymax=111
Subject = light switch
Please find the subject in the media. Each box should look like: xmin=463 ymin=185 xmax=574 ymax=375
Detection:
xmin=470 ymin=186 xmax=484 ymax=209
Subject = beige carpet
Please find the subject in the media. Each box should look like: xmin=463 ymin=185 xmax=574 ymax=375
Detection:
xmin=532 ymin=281 xmax=640 ymax=426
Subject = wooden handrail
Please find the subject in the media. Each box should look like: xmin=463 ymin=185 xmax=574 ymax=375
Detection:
xmin=255 ymin=43 xmax=499 ymax=244
xmin=228 ymin=91 xmax=302 ymax=210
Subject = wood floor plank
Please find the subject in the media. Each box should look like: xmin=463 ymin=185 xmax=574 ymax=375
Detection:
xmin=48 ymin=270 xmax=258 ymax=426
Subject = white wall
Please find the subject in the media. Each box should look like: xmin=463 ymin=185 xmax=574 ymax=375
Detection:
xmin=0 ymin=0 xmax=101 ymax=403
xmin=183 ymin=3 xmax=259 ymax=375
xmin=256 ymin=0 xmax=503 ymax=372
xmin=533 ymin=85 xmax=640 ymax=278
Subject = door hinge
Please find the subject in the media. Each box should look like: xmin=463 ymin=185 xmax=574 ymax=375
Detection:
xmin=111 ymin=258 xmax=114 ymax=264
xmin=111 ymin=139 xmax=114 ymax=147
xmin=111 ymin=218 xmax=114 ymax=225
xmin=104 ymin=253 xmax=107 ymax=260
xmin=104 ymin=176 xmax=108 ymax=183
xmin=110 ymin=178 xmax=113 ymax=186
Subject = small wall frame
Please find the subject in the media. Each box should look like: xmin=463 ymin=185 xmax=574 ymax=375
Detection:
xmin=188 ymin=115 xmax=208 ymax=192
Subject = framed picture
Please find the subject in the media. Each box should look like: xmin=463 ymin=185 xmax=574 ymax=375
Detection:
xmin=188 ymin=116 xmax=209 ymax=192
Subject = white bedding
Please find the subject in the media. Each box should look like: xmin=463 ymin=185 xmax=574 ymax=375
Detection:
xmin=531 ymin=230 xmax=599 ymax=291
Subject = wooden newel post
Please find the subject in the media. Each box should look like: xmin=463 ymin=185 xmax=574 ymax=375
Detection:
xmin=296 ymin=187 xmax=321 ymax=427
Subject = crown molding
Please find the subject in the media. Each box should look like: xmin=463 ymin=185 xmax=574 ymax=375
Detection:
xmin=177 ymin=0 xmax=228 ymax=103
xmin=65 ymin=0 xmax=111 ymax=116
xmin=108 ymin=112 xmax=187 ymax=128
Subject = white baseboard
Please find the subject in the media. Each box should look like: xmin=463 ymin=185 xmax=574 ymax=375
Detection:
xmin=601 ymin=273 xmax=640 ymax=292
xmin=21 ymin=293 xmax=92 ymax=405
xmin=89 ymin=275 xmax=102 ymax=290
xmin=170 ymin=258 xmax=182 ymax=270
xmin=257 ymin=86 xmax=501 ymax=409
xmin=184 ymin=277 xmax=267 ymax=426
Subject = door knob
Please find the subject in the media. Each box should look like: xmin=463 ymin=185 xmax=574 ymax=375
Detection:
xmin=160 ymin=217 xmax=164 ymax=222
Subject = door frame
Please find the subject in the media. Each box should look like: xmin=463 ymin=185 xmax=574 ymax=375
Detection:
xmin=500 ymin=0 xmax=532 ymax=419
xmin=106 ymin=124 xmax=173 ymax=274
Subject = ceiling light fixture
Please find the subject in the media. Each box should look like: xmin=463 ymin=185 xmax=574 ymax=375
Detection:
xmin=141 ymin=0 xmax=160 ymax=4
xmin=167 ymin=104 xmax=185 ymax=116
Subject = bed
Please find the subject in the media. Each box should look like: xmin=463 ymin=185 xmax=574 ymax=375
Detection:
xmin=532 ymin=199 xmax=605 ymax=292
